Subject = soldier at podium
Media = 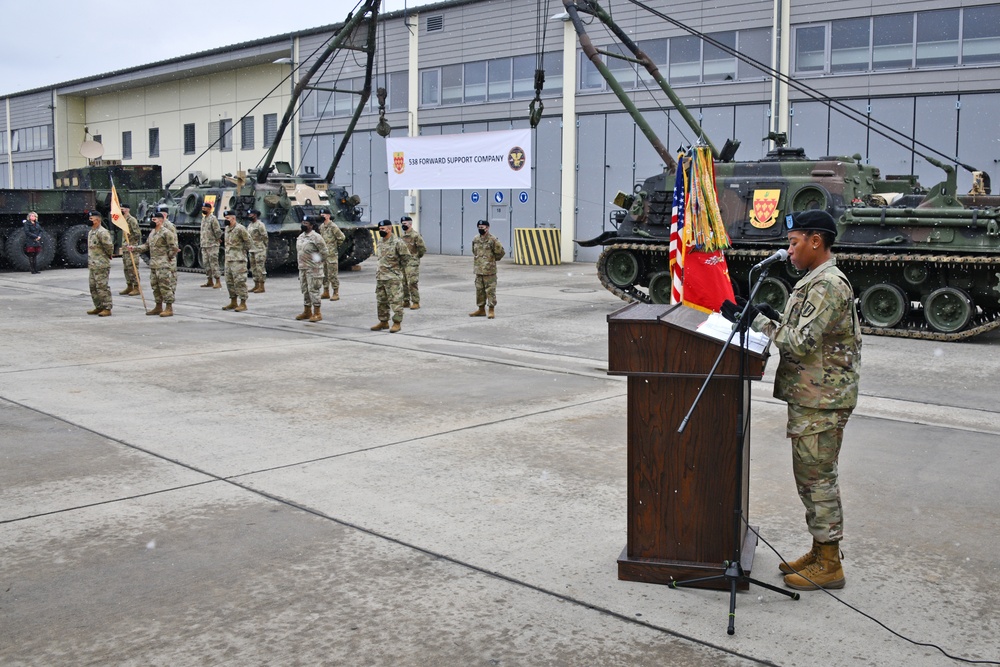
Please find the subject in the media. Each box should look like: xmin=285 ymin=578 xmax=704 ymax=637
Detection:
xmin=724 ymin=209 xmax=861 ymax=592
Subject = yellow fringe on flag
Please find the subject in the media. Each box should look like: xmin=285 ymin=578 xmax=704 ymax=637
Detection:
xmin=682 ymin=146 xmax=731 ymax=252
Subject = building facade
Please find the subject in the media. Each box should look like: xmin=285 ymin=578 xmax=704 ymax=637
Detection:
xmin=3 ymin=0 xmax=999 ymax=263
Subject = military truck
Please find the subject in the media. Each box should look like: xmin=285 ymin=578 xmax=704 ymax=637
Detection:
xmin=566 ymin=0 xmax=1000 ymax=341
xmin=0 ymin=162 xmax=162 ymax=271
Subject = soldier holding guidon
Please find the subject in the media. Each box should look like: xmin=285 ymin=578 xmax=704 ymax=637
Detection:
xmin=118 ymin=202 xmax=142 ymax=296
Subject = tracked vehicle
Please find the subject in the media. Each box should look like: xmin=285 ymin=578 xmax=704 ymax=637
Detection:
xmin=567 ymin=0 xmax=1000 ymax=341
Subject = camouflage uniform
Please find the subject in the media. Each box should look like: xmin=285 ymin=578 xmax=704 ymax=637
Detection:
xmin=135 ymin=226 xmax=179 ymax=305
xmin=121 ymin=214 xmax=143 ymax=290
xmin=752 ymin=258 xmax=861 ymax=543
xmin=375 ymin=233 xmax=410 ymax=324
xmin=297 ymin=230 xmax=328 ymax=307
xmin=224 ymin=223 xmax=252 ymax=300
xmin=319 ymin=219 xmax=347 ymax=293
xmin=401 ymin=227 xmax=427 ymax=307
xmin=472 ymin=232 xmax=505 ymax=307
xmin=247 ymin=218 xmax=269 ymax=285
xmin=200 ymin=214 xmax=223 ymax=280
xmin=87 ymin=225 xmax=114 ymax=311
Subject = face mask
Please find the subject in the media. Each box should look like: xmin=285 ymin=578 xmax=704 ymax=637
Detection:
xmin=402 ymin=224 xmax=410 ymax=231
xmin=478 ymin=227 xmax=488 ymax=235
xmin=301 ymin=225 xmax=311 ymax=233
xmin=378 ymin=229 xmax=390 ymax=238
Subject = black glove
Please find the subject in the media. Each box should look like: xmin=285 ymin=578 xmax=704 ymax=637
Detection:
xmin=757 ymin=302 xmax=781 ymax=321
xmin=720 ymin=297 xmax=758 ymax=331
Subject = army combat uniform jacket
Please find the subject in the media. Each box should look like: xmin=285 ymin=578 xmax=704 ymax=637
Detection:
xmin=472 ymin=233 xmax=504 ymax=275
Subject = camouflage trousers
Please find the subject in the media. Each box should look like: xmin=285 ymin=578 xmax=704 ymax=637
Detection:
xmin=225 ymin=261 xmax=248 ymax=300
xmin=88 ymin=265 xmax=112 ymax=310
xmin=323 ymin=255 xmax=340 ymax=291
xmin=376 ymin=278 xmax=405 ymax=323
xmin=300 ymin=269 xmax=323 ymax=306
xmin=149 ymin=267 xmax=175 ymax=304
xmin=787 ymin=404 xmax=853 ymax=543
xmin=249 ymin=251 xmax=267 ymax=284
xmin=201 ymin=245 xmax=221 ymax=280
xmin=402 ymin=262 xmax=420 ymax=306
xmin=168 ymin=265 xmax=178 ymax=295
xmin=122 ymin=251 xmax=140 ymax=288
xmin=474 ymin=273 xmax=498 ymax=307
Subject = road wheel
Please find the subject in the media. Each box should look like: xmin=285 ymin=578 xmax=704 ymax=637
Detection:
xmin=605 ymin=249 xmax=640 ymax=287
xmin=647 ymin=271 xmax=672 ymax=304
xmin=924 ymin=287 xmax=973 ymax=333
xmin=753 ymin=276 xmax=790 ymax=312
xmin=860 ymin=283 xmax=909 ymax=328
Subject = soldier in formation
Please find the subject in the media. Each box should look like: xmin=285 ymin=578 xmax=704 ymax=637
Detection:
xmin=221 ymin=210 xmax=252 ymax=312
xmin=119 ymin=202 xmax=142 ymax=296
xmin=725 ymin=209 xmax=861 ymax=591
xmin=127 ymin=210 xmax=179 ymax=317
xmin=319 ymin=210 xmax=346 ymax=301
xmin=86 ymin=211 xmax=114 ymax=317
xmin=199 ymin=201 xmax=223 ymax=289
xmin=371 ymin=219 xmax=410 ymax=333
xmin=399 ymin=215 xmax=426 ymax=310
xmin=295 ymin=216 xmax=328 ymax=322
xmin=247 ymin=209 xmax=268 ymax=293
xmin=469 ymin=220 xmax=505 ymax=319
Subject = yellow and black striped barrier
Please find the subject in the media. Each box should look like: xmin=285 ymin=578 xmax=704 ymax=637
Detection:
xmin=514 ymin=227 xmax=561 ymax=265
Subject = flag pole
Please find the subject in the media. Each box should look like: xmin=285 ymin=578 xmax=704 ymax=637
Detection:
xmin=109 ymin=177 xmax=148 ymax=311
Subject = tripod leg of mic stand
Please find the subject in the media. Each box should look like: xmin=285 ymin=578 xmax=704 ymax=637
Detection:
xmin=728 ymin=575 xmax=738 ymax=635
xmin=743 ymin=576 xmax=801 ymax=601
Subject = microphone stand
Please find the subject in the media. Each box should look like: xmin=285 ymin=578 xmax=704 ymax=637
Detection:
xmin=672 ymin=261 xmax=799 ymax=635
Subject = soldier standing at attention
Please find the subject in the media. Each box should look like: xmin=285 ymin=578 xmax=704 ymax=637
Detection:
xmin=371 ymin=218 xmax=410 ymax=333
xmin=221 ymin=210 xmax=252 ymax=313
xmin=127 ymin=211 xmax=179 ymax=317
xmin=247 ymin=209 xmax=269 ymax=293
xmin=295 ymin=216 xmax=328 ymax=322
xmin=86 ymin=210 xmax=114 ymax=317
xmin=319 ymin=210 xmax=346 ymax=301
xmin=199 ymin=201 xmax=223 ymax=289
xmin=399 ymin=215 xmax=426 ymax=310
xmin=727 ymin=209 xmax=861 ymax=591
xmin=119 ymin=202 xmax=142 ymax=296
xmin=469 ymin=220 xmax=505 ymax=319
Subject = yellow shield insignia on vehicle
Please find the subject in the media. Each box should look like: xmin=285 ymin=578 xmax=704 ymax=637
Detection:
xmin=750 ymin=190 xmax=780 ymax=228
xmin=393 ymin=152 xmax=405 ymax=175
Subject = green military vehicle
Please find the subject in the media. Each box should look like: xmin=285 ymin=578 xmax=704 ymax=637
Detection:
xmin=0 ymin=162 xmax=162 ymax=271
xmin=567 ymin=0 xmax=1000 ymax=341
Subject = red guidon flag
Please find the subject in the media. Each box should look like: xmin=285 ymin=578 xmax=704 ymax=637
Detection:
xmin=109 ymin=184 xmax=131 ymax=242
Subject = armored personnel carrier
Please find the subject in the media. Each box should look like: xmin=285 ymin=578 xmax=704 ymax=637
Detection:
xmin=566 ymin=0 xmax=1000 ymax=341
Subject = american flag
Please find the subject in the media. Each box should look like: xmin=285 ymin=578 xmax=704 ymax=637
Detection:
xmin=668 ymin=156 xmax=686 ymax=304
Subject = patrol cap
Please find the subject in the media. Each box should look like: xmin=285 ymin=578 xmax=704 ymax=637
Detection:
xmin=400 ymin=215 xmax=412 ymax=223
xmin=477 ymin=219 xmax=490 ymax=227
xmin=786 ymin=209 xmax=837 ymax=236
xmin=88 ymin=210 xmax=101 ymax=218
xmin=377 ymin=219 xmax=393 ymax=228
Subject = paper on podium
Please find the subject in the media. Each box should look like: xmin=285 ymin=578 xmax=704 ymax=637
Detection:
xmin=697 ymin=312 xmax=771 ymax=355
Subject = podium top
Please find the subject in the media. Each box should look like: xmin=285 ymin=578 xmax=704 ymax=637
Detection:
xmin=607 ymin=302 xmax=769 ymax=377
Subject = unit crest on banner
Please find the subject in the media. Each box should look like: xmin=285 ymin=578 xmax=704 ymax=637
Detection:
xmin=393 ymin=152 xmax=405 ymax=175
xmin=750 ymin=189 xmax=780 ymax=228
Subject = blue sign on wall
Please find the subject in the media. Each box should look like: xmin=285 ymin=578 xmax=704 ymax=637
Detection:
xmin=470 ymin=191 xmax=480 ymax=204
xmin=519 ymin=191 xmax=529 ymax=204
xmin=494 ymin=191 xmax=504 ymax=204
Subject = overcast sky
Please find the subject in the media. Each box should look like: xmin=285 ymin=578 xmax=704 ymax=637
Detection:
xmin=0 ymin=0 xmax=438 ymax=97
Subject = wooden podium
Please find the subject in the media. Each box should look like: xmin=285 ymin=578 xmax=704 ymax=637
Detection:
xmin=608 ymin=303 xmax=769 ymax=591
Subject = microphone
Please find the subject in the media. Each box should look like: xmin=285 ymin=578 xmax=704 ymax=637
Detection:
xmin=753 ymin=249 xmax=788 ymax=268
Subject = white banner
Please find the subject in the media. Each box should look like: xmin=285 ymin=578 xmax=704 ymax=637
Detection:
xmin=386 ymin=129 xmax=531 ymax=190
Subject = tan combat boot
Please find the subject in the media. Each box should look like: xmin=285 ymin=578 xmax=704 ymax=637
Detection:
xmin=389 ymin=321 xmax=401 ymax=333
xmin=222 ymin=298 xmax=238 ymax=311
xmin=487 ymin=306 xmax=495 ymax=319
xmin=370 ymin=321 xmax=389 ymax=331
xmin=249 ymin=281 xmax=260 ymax=293
xmin=309 ymin=305 xmax=322 ymax=322
xmin=234 ymin=299 xmax=247 ymax=312
xmin=87 ymin=307 xmax=101 ymax=315
xmin=119 ymin=286 xmax=132 ymax=295
xmin=295 ymin=305 xmax=312 ymax=320
xmin=146 ymin=302 xmax=163 ymax=316
xmin=779 ymin=540 xmax=819 ymax=574
xmin=128 ymin=287 xmax=140 ymax=296
xmin=257 ymin=282 xmax=265 ymax=293
xmin=410 ymin=303 xmax=420 ymax=310
xmin=469 ymin=306 xmax=486 ymax=317
xmin=213 ymin=277 xmax=222 ymax=289
xmin=97 ymin=309 xmax=112 ymax=317
xmin=330 ymin=289 xmax=339 ymax=301
xmin=200 ymin=277 xmax=212 ymax=287
xmin=784 ymin=542 xmax=845 ymax=591
xmin=321 ymin=288 xmax=330 ymax=299
xmin=159 ymin=304 xmax=174 ymax=317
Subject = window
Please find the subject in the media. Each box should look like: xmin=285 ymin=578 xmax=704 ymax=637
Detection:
xmin=963 ymin=5 xmax=1000 ymax=64
xmin=441 ymin=65 xmax=463 ymax=105
xmin=122 ymin=131 xmax=132 ymax=159
xmin=219 ymin=119 xmax=233 ymax=151
xmin=148 ymin=128 xmax=159 ymax=157
xmin=916 ymin=9 xmax=959 ymax=67
xmin=702 ymin=31 xmax=737 ymax=82
xmin=488 ymin=58 xmax=512 ymax=99
xmin=831 ymin=18 xmax=870 ymax=72
xmin=263 ymin=114 xmax=278 ymax=146
xmin=420 ymin=69 xmax=440 ymax=106
xmin=334 ymin=81 xmax=355 ymax=116
xmin=10 ymin=125 xmax=52 ymax=152
xmin=579 ymin=52 xmax=603 ymax=90
xmin=873 ymin=14 xmax=913 ymax=70
xmin=795 ymin=25 xmax=827 ymax=72
xmin=544 ymin=51 xmax=563 ymax=95
xmin=638 ymin=38 xmax=668 ymax=84
xmin=0 ymin=131 xmax=6 ymax=154
xmin=737 ymin=29 xmax=771 ymax=80
xmin=607 ymin=45 xmax=636 ymax=89
xmin=669 ymin=35 xmax=701 ymax=83
xmin=464 ymin=61 xmax=487 ymax=103
xmin=183 ymin=123 xmax=195 ymax=154
xmin=512 ymin=55 xmax=535 ymax=99
xmin=389 ymin=71 xmax=408 ymax=111
xmin=93 ymin=134 xmax=102 ymax=145
xmin=241 ymin=117 xmax=254 ymax=150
